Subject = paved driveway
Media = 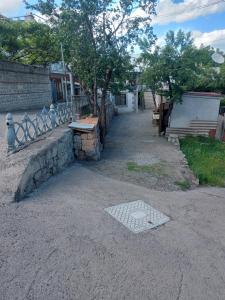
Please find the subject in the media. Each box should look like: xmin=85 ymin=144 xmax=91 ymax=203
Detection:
xmin=0 ymin=111 xmax=225 ymax=300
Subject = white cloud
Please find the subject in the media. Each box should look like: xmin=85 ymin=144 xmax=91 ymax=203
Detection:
xmin=192 ymin=29 xmax=225 ymax=51
xmin=156 ymin=29 xmax=225 ymax=51
xmin=152 ymin=0 xmax=225 ymax=25
xmin=0 ymin=0 xmax=22 ymax=15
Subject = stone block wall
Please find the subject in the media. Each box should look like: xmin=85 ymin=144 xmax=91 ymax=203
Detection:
xmin=13 ymin=128 xmax=74 ymax=201
xmin=0 ymin=61 xmax=52 ymax=112
xmin=73 ymin=126 xmax=101 ymax=161
xmin=1 ymin=104 xmax=114 ymax=202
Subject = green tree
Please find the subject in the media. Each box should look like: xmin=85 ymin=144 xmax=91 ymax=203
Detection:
xmin=26 ymin=0 xmax=157 ymax=141
xmin=139 ymin=30 xmax=225 ymax=129
xmin=220 ymin=63 xmax=225 ymax=93
xmin=0 ymin=19 xmax=60 ymax=64
xmin=140 ymin=30 xmax=224 ymax=103
xmin=138 ymin=44 xmax=162 ymax=109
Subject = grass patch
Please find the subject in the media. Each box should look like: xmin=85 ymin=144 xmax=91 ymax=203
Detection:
xmin=180 ymin=136 xmax=225 ymax=187
xmin=127 ymin=162 xmax=165 ymax=175
xmin=175 ymin=180 xmax=191 ymax=190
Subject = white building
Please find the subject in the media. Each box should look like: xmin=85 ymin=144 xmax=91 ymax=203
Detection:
xmin=114 ymin=91 xmax=137 ymax=113
xmin=167 ymin=92 xmax=222 ymax=137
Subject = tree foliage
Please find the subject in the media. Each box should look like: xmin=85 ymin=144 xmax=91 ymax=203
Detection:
xmin=26 ymin=0 xmax=157 ymax=138
xmin=139 ymin=29 xmax=225 ymax=104
xmin=0 ymin=19 xmax=60 ymax=64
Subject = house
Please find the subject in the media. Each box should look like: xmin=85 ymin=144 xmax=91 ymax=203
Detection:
xmin=166 ymin=92 xmax=222 ymax=137
xmin=50 ymin=62 xmax=80 ymax=103
xmin=114 ymin=91 xmax=137 ymax=113
xmin=114 ymin=71 xmax=145 ymax=113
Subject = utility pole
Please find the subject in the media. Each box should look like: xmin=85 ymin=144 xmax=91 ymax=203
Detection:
xmin=60 ymin=43 xmax=68 ymax=103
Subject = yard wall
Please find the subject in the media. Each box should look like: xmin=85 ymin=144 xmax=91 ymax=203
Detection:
xmin=116 ymin=92 xmax=136 ymax=113
xmin=170 ymin=93 xmax=221 ymax=128
xmin=0 ymin=61 xmax=52 ymax=112
xmin=0 ymin=104 xmax=114 ymax=203
xmin=0 ymin=128 xmax=74 ymax=203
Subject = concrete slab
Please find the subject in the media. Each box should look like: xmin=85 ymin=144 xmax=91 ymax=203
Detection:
xmin=0 ymin=111 xmax=225 ymax=299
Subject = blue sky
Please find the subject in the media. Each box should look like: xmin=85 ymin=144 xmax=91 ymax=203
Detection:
xmin=1 ymin=0 xmax=225 ymax=51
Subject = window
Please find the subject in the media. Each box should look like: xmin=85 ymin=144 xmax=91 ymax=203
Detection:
xmin=115 ymin=93 xmax=127 ymax=106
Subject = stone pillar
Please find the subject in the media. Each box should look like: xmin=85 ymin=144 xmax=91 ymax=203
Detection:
xmin=6 ymin=113 xmax=16 ymax=152
xmin=49 ymin=104 xmax=57 ymax=128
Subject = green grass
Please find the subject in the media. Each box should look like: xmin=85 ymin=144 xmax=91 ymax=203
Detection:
xmin=127 ymin=162 xmax=165 ymax=175
xmin=180 ymin=136 xmax=225 ymax=187
xmin=175 ymin=180 xmax=191 ymax=190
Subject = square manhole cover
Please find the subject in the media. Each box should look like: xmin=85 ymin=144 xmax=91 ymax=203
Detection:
xmin=105 ymin=200 xmax=170 ymax=233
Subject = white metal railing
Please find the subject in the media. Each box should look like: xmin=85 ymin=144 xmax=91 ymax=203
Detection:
xmin=6 ymin=102 xmax=73 ymax=152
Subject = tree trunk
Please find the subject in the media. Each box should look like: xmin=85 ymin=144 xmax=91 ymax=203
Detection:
xmin=100 ymin=88 xmax=107 ymax=144
xmin=93 ymin=77 xmax=97 ymax=116
xmin=161 ymin=77 xmax=174 ymax=134
xmin=99 ymin=68 xmax=112 ymax=144
xmin=163 ymin=102 xmax=173 ymax=134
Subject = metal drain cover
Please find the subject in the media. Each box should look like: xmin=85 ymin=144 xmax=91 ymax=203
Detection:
xmin=105 ymin=200 xmax=170 ymax=233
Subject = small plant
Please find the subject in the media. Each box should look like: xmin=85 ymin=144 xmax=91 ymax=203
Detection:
xmin=127 ymin=162 xmax=165 ymax=175
xmin=175 ymin=180 xmax=191 ymax=190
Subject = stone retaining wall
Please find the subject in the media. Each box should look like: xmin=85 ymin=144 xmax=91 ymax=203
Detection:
xmin=73 ymin=126 xmax=101 ymax=161
xmin=0 ymin=106 xmax=114 ymax=203
xmin=0 ymin=127 xmax=74 ymax=203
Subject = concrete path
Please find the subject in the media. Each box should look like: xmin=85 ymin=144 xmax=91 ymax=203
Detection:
xmin=0 ymin=111 xmax=225 ymax=300
xmin=84 ymin=111 xmax=196 ymax=191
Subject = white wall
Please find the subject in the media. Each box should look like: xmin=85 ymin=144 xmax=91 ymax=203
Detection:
xmin=116 ymin=92 xmax=135 ymax=113
xmin=170 ymin=93 xmax=221 ymax=128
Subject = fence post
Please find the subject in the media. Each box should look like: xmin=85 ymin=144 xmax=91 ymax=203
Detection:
xmin=49 ymin=104 xmax=57 ymax=128
xmin=22 ymin=113 xmax=30 ymax=142
xmin=6 ymin=113 xmax=16 ymax=152
xmin=42 ymin=106 xmax=48 ymax=132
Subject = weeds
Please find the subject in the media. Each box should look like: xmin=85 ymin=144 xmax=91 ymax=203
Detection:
xmin=175 ymin=180 xmax=191 ymax=190
xmin=127 ymin=162 xmax=165 ymax=175
xmin=180 ymin=136 xmax=225 ymax=187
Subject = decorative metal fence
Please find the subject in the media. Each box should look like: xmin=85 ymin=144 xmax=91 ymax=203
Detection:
xmin=6 ymin=102 xmax=73 ymax=152
xmin=6 ymin=95 xmax=114 ymax=153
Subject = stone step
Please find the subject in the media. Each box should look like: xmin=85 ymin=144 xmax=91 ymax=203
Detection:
xmin=166 ymin=127 xmax=210 ymax=137
xmin=190 ymin=120 xmax=218 ymax=123
xmin=190 ymin=120 xmax=217 ymax=128
xmin=167 ymin=128 xmax=210 ymax=133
